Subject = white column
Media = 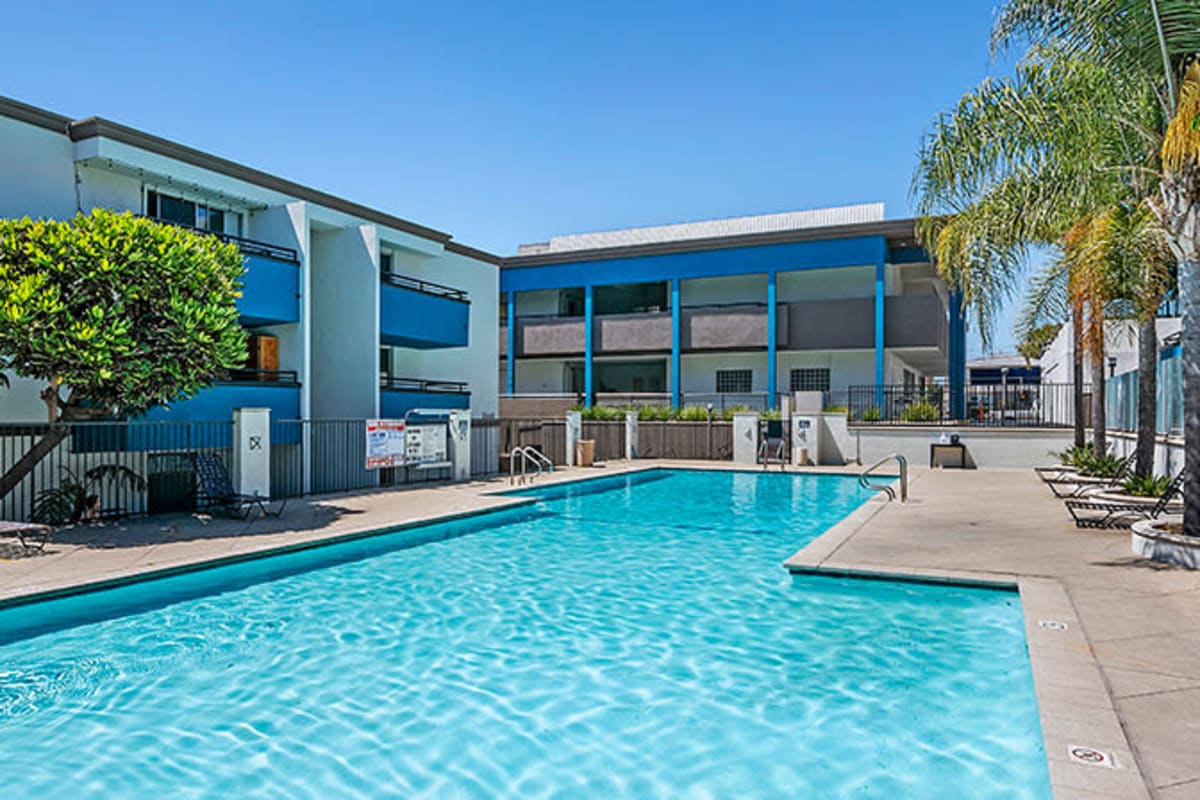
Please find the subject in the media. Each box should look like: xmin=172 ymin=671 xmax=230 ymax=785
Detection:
xmin=233 ymin=407 xmax=272 ymax=498
xmin=625 ymin=410 xmax=638 ymax=459
xmin=447 ymin=409 xmax=471 ymax=481
xmin=791 ymin=413 xmax=821 ymax=466
xmin=732 ymin=413 xmax=758 ymax=465
xmin=565 ymin=410 xmax=581 ymax=466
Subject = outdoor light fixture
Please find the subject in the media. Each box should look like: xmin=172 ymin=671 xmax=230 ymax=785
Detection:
xmin=1108 ymin=356 xmax=1117 ymax=377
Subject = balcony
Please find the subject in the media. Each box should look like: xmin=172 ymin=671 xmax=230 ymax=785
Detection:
xmin=682 ymin=303 xmax=786 ymax=350
xmin=144 ymin=217 xmax=301 ymax=326
xmin=380 ymin=273 xmax=470 ymax=349
xmin=141 ymin=370 xmax=302 ymax=424
xmin=379 ymin=376 xmax=470 ymax=418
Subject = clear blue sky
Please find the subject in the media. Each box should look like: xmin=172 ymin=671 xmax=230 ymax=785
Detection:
xmin=1 ymin=0 xmax=1025 ymax=355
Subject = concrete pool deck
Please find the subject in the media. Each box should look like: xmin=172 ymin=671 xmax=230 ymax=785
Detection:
xmin=0 ymin=462 xmax=1196 ymax=798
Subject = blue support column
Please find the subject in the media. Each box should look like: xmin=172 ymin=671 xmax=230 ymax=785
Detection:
xmin=506 ymin=292 xmax=516 ymax=395
xmin=584 ymin=285 xmax=594 ymax=407
xmin=766 ymin=271 xmax=778 ymax=408
xmin=671 ymin=278 xmax=681 ymax=408
xmin=874 ymin=260 xmax=885 ymax=407
xmin=948 ymin=289 xmax=966 ymax=419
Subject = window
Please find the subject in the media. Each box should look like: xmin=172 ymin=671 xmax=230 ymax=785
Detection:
xmin=789 ymin=368 xmax=830 ymax=393
xmin=380 ymin=252 xmax=393 ymax=274
xmin=146 ymin=189 xmax=242 ymax=235
xmin=715 ymin=369 xmax=753 ymax=393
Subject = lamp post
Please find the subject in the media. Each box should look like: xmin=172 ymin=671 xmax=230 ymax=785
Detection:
xmin=1107 ymin=356 xmax=1117 ymax=378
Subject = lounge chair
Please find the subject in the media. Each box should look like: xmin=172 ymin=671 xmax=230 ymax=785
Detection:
xmin=1064 ymin=472 xmax=1184 ymax=529
xmin=0 ymin=520 xmax=51 ymax=551
xmin=1044 ymin=453 xmax=1133 ymax=498
xmin=193 ymin=453 xmax=286 ymax=519
xmin=759 ymin=419 xmax=787 ymax=470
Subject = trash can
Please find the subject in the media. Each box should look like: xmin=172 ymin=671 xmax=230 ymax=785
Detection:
xmin=576 ymin=439 xmax=595 ymax=467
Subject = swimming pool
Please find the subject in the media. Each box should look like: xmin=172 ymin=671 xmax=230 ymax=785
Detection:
xmin=0 ymin=469 xmax=1049 ymax=798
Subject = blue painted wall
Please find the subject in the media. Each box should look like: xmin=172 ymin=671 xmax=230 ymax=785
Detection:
xmin=501 ymin=235 xmax=889 ymax=292
xmin=380 ymin=389 xmax=470 ymax=419
xmin=142 ymin=383 xmax=301 ymax=423
xmin=239 ymin=253 xmax=301 ymax=326
xmin=380 ymin=283 xmax=470 ymax=349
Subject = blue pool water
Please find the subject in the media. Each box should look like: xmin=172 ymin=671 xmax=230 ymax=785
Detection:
xmin=0 ymin=469 xmax=1049 ymax=798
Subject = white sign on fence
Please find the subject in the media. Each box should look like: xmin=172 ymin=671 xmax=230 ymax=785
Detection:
xmin=405 ymin=424 xmax=448 ymax=466
xmin=365 ymin=419 xmax=407 ymax=469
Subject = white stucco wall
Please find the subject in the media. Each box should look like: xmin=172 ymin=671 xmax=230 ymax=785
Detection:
xmin=680 ymin=275 xmax=768 ymax=306
xmin=1039 ymin=318 xmax=1180 ymax=384
xmin=310 ymin=224 xmax=379 ymax=419
xmin=0 ymin=116 xmax=76 ymax=220
xmin=514 ymin=358 xmax=571 ymax=394
xmin=678 ymin=352 xmax=770 ymax=393
xmin=776 ymin=266 xmax=875 ymax=301
xmin=775 ymin=350 xmax=874 ymax=395
xmin=388 ymin=247 xmax=500 ymax=417
xmin=515 ymin=289 xmax=562 ymax=316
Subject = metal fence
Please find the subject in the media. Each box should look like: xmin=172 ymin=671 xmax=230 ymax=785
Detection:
xmin=0 ymin=417 xmax=499 ymax=524
xmin=1106 ymin=359 xmax=1184 ymax=436
xmin=847 ymin=383 xmax=1081 ymax=428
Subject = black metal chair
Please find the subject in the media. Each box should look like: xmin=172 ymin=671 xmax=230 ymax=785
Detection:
xmin=193 ymin=453 xmax=285 ymax=519
xmin=1064 ymin=472 xmax=1183 ymax=529
xmin=758 ymin=418 xmax=786 ymax=470
xmin=1045 ymin=453 xmax=1134 ymax=498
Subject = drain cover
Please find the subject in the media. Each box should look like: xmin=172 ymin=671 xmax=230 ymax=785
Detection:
xmin=1068 ymin=745 xmax=1115 ymax=768
xmin=1038 ymin=619 xmax=1070 ymax=631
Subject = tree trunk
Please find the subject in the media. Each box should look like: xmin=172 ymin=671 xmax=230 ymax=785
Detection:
xmin=1073 ymin=312 xmax=1085 ymax=448
xmin=1181 ymin=258 xmax=1200 ymax=536
xmin=1091 ymin=346 xmax=1106 ymax=455
xmin=0 ymin=424 xmax=68 ymax=503
xmin=1135 ymin=314 xmax=1159 ymax=479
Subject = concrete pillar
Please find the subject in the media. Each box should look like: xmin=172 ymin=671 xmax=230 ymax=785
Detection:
xmin=670 ymin=277 xmax=681 ymax=408
xmin=232 ymin=407 xmax=271 ymax=499
xmin=791 ymin=413 xmax=820 ymax=466
xmin=767 ymin=271 xmax=778 ymax=408
xmin=874 ymin=259 xmax=885 ymax=407
xmin=447 ymin=409 xmax=471 ymax=481
xmin=506 ymin=292 xmax=516 ymax=395
xmin=625 ymin=410 xmax=638 ymax=459
xmin=584 ymin=285 xmax=594 ymax=407
xmin=732 ymin=413 xmax=758 ymax=465
xmin=565 ymin=410 xmax=581 ymax=467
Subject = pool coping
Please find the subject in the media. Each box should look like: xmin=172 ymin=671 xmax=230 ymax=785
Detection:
xmin=784 ymin=473 xmax=1153 ymax=800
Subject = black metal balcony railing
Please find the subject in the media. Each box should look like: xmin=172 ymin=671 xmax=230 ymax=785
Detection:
xmin=222 ymin=369 xmax=300 ymax=385
xmin=142 ymin=215 xmax=299 ymax=262
xmin=847 ymin=383 xmax=1080 ymax=428
xmin=380 ymin=376 xmax=469 ymax=394
xmin=381 ymin=271 xmax=469 ymax=302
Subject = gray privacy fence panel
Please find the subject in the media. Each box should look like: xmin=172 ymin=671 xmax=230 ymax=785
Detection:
xmin=497 ymin=419 xmax=566 ymax=465
xmin=580 ymin=421 xmax=625 ymax=461
xmin=471 ymin=419 xmax=500 ymax=476
xmin=637 ymin=421 xmax=732 ymax=460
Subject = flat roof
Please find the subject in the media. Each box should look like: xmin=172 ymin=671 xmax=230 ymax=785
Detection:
xmin=504 ymin=217 xmax=923 ymax=268
xmin=517 ymin=203 xmax=886 ymax=255
xmin=0 ymin=95 xmax=503 ymax=264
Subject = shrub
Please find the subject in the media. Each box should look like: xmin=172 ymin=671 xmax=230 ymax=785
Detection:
xmin=898 ymin=401 xmax=940 ymax=423
xmin=673 ymin=406 xmax=711 ymax=421
xmin=1078 ymin=453 xmax=1124 ymax=478
xmin=637 ymin=405 xmax=671 ymax=421
xmin=859 ymin=406 xmax=882 ymax=422
xmin=1121 ymin=474 xmax=1172 ymax=497
xmin=823 ymin=404 xmax=848 ymax=414
xmin=719 ymin=405 xmax=751 ymax=420
xmin=576 ymin=405 xmax=625 ymax=421
xmin=1054 ymin=443 xmax=1095 ymax=468
xmin=758 ymin=409 xmax=782 ymax=420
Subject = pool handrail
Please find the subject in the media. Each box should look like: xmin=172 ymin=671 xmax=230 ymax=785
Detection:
xmin=509 ymin=446 xmax=555 ymax=485
xmin=859 ymin=453 xmax=908 ymax=502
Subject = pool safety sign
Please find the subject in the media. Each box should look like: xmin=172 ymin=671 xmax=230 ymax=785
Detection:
xmin=365 ymin=419 xmax=407 ymax=469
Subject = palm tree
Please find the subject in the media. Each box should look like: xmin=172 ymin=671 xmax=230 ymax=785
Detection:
xmin=989 ymin=1 xmax=1200 ymax=527
xmin=914 ymin=44 xmax=1162 ymax=462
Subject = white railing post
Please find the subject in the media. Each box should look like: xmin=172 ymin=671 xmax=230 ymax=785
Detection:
xmin=233 ymin=407 xmax=272 ymax=499
xmin=565 ymin=410 xmax=581 ymax=467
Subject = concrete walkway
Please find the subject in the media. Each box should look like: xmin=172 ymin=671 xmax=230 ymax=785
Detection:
xmin=787 ymin=468 xmax=1200 ymax=800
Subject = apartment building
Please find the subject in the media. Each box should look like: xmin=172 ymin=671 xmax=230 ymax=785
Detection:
xmin=0 ymin=96 xmax=500 ymax=424
xmin=500 ymin=205 xmax=967 ymax=409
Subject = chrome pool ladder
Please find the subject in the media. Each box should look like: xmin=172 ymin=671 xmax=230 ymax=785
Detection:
xmin=859 ymin=453 xmax=908 ymax=502
xmin=509 ymin=446 xmax=554 ymax=485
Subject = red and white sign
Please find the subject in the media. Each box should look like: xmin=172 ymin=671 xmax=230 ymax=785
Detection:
xmin=365 ymin=419 xmax=406 ymax=469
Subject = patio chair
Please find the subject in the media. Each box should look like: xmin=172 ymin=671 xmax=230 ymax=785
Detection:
xmin=192 ymin=453 xmax=286 ymax=519
xmin=758 ymin=419 xmax=786 ymax=470
xmin=0 ymin=520 xmax=51 ymax=552
xmin=1044 ymin=453 xmax=1134 ymax=498
xmin=1064 ymin=472 xmax=1184 ymax=529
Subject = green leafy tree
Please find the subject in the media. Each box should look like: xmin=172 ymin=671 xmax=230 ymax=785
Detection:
xmin=0 ymin=210 xmax=247 ymax=500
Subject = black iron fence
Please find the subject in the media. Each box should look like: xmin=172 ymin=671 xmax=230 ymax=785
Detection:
xmin=846 ymin=383 xmax=1082 ymax=428
xmin=0 ymin=417 xmax=497 ymax=524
